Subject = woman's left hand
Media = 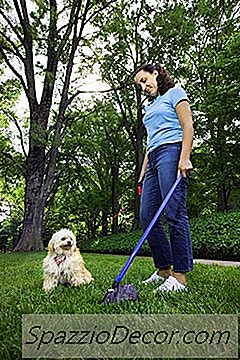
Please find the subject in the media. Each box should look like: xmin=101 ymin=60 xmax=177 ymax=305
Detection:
xmin=178 ymin=159 xmax=193 ymax=178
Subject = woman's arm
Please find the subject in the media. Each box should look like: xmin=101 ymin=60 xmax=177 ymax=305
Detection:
xmin=176 ymin=101 xmax=194 ymax=178
xmin=138 ymin=151 xmax=148 ymax=182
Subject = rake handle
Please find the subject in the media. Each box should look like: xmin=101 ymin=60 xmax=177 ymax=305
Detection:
xmin=113 ymin=173 xmax=183 ymax=286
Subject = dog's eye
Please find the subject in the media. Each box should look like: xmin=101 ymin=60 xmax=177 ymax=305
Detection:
xmin=61 ymin=237 xmax=67 ymax=241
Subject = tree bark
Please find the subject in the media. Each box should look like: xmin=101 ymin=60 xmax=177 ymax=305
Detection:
xmin=112 ymin=87 xmax=145 ymax=230
xmin=133 ymin=134 xmax=144 ymax=230
xmin=133 ymin=88 xmax=145 ymax=230
xmin=14 ymin=136 xmax=46 ymax=251
xmin=217 ymin=183 xmax=228 ymax=212
xmin=101 ymin=209 xmax=108 ymax=236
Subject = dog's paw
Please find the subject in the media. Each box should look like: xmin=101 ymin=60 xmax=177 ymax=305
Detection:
xmin=43 ymin=280 xmax=57 ymax=293
xmin=43 ymin=285 xmax=53 ymax=293
xmin=85 ymin=276 xmax=94 ymax=284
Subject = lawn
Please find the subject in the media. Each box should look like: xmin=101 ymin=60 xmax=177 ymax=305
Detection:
xmin=0 ymin=251 xmax=239 ymax=359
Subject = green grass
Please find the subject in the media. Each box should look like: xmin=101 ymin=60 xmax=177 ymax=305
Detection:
xmin=0 ymin=251 xmax=239 ymax=359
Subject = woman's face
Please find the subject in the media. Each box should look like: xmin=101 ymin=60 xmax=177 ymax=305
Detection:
xmin=134 ymin=69 xmax=159 ymax=96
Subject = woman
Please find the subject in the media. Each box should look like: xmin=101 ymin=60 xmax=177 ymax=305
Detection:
xmin=134 ymin=63 xmax=194 ymax=292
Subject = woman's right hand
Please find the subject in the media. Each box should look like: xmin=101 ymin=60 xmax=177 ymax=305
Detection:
xmin=178 ymin=159 xmax=193 ymax=178
xmin=137 ymin=178 xmax=143 ymax=196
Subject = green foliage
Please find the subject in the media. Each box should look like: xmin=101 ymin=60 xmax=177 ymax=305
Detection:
xmin=90 ymin=0 xmax=240 ymax=215
xmin=80 ymin=211 xmax=240 ymax=261
xmin=0 ymin=78 xmax=25 ymax=229
xmin=44 ymin=101 xmax=135 ymax=239
xmin=190 ymin=211 xmax=240 ymax=260
xmin=180 ymin=1 xmax=240 ymax=211
xmin=0 ymin=214 xmax=21 ymax=251
xmin=0 ymin=0 xmax=239 ymax=247
xmin=80 ymin=229 xmax=146 ymax=254
xmin=0 ymin=252 xmax=239 ymax=359
xmin=0 ymin=79 xmax=21 ymax=118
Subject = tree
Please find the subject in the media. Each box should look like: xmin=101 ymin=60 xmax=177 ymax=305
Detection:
xmin=179 ymin=0 xmax=240 ymax=211
xmin=92 ymin=0 xmax=240 ymax=217
xmin=0 ymin=78 xmax=24 ymax=218
xmin=46 ymin=101 xmax=134 ymax=238
xmin=89 ymin=0 xmax=199 ymax=226
xmin=0 ymin=0 xmax=114 ymax=251
xmin=89 ymin=0 xmax=152 ymax=229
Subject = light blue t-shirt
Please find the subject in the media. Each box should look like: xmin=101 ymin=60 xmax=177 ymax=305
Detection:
xmin=143 ymin=86 xmax=189 ymax=153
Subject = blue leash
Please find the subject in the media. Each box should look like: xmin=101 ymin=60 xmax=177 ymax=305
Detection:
xmin=113 ymin=173 xmax=183 ymax=287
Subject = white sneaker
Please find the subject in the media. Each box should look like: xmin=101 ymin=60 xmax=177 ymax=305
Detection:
xmin=142 ymin=271 xmax=165 ymax=285
xmin=154 ymin=276 xmax=187 ymax=293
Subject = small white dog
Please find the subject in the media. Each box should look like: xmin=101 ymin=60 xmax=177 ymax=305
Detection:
xmin=43 ymin=229 xmax=93 ymax=292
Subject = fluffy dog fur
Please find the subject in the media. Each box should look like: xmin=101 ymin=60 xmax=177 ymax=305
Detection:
xmin=43 ymin=229 xmax=93 ymax=292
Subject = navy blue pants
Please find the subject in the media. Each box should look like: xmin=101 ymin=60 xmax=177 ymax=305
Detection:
xmin=140 ymin=142 xmax=193 ymax=273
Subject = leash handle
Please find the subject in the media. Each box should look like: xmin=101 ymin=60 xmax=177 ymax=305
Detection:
xmin=111 ymin=206 xmax=128 ymax=221
xmin=114 ymin=173 xmax=182 ymax=285
xmin=137 ymin=184 xmax=142 ymax=196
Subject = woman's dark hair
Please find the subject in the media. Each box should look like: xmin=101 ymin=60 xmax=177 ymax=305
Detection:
xmin=134 ymin=63 xmax=175 ymax=95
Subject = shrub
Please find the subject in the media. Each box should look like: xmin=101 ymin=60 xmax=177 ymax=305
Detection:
xmin=79 ymin=211 xmax=240 ymax=261
xmin=190 ymin=211 xmax=240 ymax=260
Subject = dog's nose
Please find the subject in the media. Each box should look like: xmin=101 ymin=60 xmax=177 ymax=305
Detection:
xmin=67 ymin=240 xmax=72 ymax=246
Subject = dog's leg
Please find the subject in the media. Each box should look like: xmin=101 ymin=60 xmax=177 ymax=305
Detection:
xmin=82 ymin=270 xmax=94 ymax=284
xmin=43 ymin=274 xmax=58 ymax=292
xmin=70 ymin=269 xmax=93 ymax=286
xmin=70 ymin=274 xmax=82 ymax=287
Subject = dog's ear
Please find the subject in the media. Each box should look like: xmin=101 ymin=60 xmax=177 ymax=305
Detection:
xmin=48 ymin=237 xmax=55 ymax=255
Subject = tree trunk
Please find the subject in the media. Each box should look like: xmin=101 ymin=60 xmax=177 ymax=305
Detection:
xmin=111 ymin=164 xmax=119 ymax=234
xmin=13 ymin=144 xmax=46 ymax=251
xmin=133 ymin=89 xmax=145 ymax=230
xmin=101 ymin=209 xmax=108 ymax=236
xmin=112 ymin=87 xmax=145 ymax=231
xmin=215 ymin=126 xmax=229 ymax=212
xmin=14 ymin=201 xmax=45 ymax=251
xmin=133 ymin=137 xmax=144 ymax=230
xmin=217 ymin=183 xmax=228 ymax=212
